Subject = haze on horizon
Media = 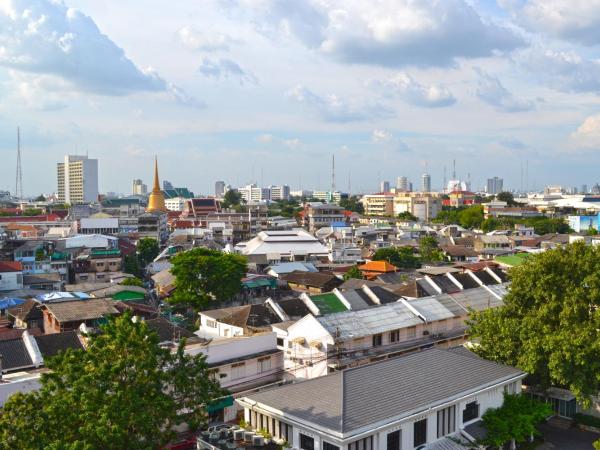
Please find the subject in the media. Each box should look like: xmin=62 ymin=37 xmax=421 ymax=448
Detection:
xmin=1 ymin=0 xmax=600 ymax=196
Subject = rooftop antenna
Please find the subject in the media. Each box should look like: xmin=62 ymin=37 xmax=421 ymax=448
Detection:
xmin=520 ymin=161 xmax=523 ymax=193
xmin=452 ymin=159 xmax=456 ymax=180
xmin=331 ymin=154 xmax=336 ymax=193
xmin=347 ymin=171 xmax=351 ymax=197
xmin=15 ymin=127 xmax=23 ymax=199
xmin=443 ymin=166 xmax=447 ymax=190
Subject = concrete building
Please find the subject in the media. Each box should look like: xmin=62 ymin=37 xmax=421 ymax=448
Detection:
xmin=303 ymin=203 xmax=345 ymax=232
xmin=361 ymin=194 xmax=395 ymax=216
xmin=486 ymin=177 xmax=504 ymax=195
xmin=393 ymin=192 xmax=442 ymax=221
xmin=0 ymin=261 xmax=24 ymax=291
xmin=164 ymin=197 xmax=187 ymax=212
xmin=396 ymin=176 xmax=410 ymax=192
xmin=215 ymin=181 xmax=226 ymax=197
xmin=57 ymin=155 xmax=99 ymax=204
xmin=238 ymin=184 xmax=271 ymax=203
xmin=270 ymin=185 xmax=291 ymax=201
xmin=422 ymin=173 xmax=431 ymax=192
xmin=379 ymin=181 xmax=390 ymax=193
xmin=131 ymin=179 xmax=147 ymax=196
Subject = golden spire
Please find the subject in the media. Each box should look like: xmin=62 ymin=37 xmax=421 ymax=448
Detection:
xmin=146 ymin=155 xmax=167 ymax=212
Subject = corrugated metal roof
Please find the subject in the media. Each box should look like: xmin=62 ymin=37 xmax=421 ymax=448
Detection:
xmin=243 ymin=347 xmax=524 ymax=435
xmin=339 ymin=290 xmax=371 ymax=311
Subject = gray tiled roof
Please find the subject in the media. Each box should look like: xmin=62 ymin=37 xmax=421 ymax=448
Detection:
xmin=340 ymin=290 xmax=371 ymax=311
xmin=0 ymin=338 xmax=33 ymax=371
xmin=243 ymin=347 xmax=524 ymax=435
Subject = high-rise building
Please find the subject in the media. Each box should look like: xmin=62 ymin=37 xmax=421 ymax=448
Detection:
xmin=270 ymin=185 xmax=291 ymax=201
xmin=582 ymin=184 xmax=588 ymax=194
xmin=147 ymin=157 xmax=167 ymax=212
xmin=380 ymin=180 xmax=390 ymax=193
xmin=163 ymin=180 xmax=174 ymax=191
xmin=215 ymin=181 xmax=226 ymax=197
xmin=132 ymin=179 xmax=147 ymax=195
xmin=396 ymin=176 xmax=409 ymax=192
xmin=421 ymin=174 xmax=431 ymax=192
xmin=486 ymin=177 xmax=504 ymax=195
xmin=57 ymin=155 xmax=98 ymax=204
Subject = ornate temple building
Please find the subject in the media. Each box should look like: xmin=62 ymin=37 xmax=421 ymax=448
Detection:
xmin=146 ymin=157 xmax=167 ymax=213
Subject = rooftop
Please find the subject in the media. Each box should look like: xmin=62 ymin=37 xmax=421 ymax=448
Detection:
xmin=310 ymin=293 xmax=349 ymax=314
xmin=495 ymin=253 xmax=532 ymax=267
xmin=0 ymin=261 xmax=23 ymax=272
xmin=42 ymin=298 xmax=119 ymax=323
xmin=358 ymin=260 xmax=398 ymax=273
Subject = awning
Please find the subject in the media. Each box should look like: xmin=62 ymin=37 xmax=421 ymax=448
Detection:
xmin=292 ymin=337 xmax=306 ymax=345
xmin=0 ymin=298 xmax=26 ymax=309
xmin=207 ymin=396 xmax=234 ymax=414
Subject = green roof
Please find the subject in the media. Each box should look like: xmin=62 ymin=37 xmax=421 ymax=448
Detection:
xmin=163 ymin=188 xmax=194 ymax=199
xmin=50 ymin=252 xmax=69 ymax=261
xmin=310 ymin=293 xmax=348 ymax=314
xmin=91 ymin=249 xmax=121 ymax=258
xmin=112 ymin=291 xmax=146 ymax=301
xmin=495 ymin=253 xmax=531 ymax=267
xmin=243 ymin=278 xmax=277 ymax=289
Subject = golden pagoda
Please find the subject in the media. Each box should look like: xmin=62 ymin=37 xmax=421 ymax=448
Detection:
xmin=146 ymin=156 xmax=167 ymax=212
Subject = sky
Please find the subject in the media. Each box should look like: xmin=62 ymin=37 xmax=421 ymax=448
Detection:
xmin=2 ymin=0 xmax=600 ymax=196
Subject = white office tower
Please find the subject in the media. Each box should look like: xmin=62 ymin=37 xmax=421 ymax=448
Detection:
xmin=421 ymin=174 xmax=431 ymax=192
xmin=132 ymin=179 xmax=147 ymax=195
xmin=57 ymin=155 xmax=99 ymax=204
xmin=270 ymin=185 xmax=290 ymax=201
xmin=396 ymin=176 xmax=410 ymax=192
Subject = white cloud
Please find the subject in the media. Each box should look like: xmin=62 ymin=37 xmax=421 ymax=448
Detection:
xmin=571 ymin=114 xmax=600 ymax=149
xmin=167 ymin=83 xmax=206 ymax=109
xmin=287 ymin=84 xmax=393 ymax=122
xmin=475 ymin=69 xmax=534 ymax=112
xmin=178 ymin=26 xmax=235 ymax=52
xmin=0 ymin=0 xmax=168 ymax=95
xmin=507 ymin=0 xmax=600 ymax=45
xmin=518 ymin=48 xmax=600 ymax=94
xmin=197 ymin=57 xmax=257 ymax=84
xmin=372 ymin=129 xmax=392 ymax=143
xmin=283 ymin=138 xmax=300 ymax=148
xmin=256 ymin=133 xmax=274 ymax=143
xmin=233 ymin=0 xmax=525 ymax=67
xmin=369 ymin=72 xmax=456 ymax=107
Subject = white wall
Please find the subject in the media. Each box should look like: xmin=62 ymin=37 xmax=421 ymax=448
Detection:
xmin=0 ymin=271 xmax=23 ymax=291
xmin=0 ymin=373 xmax=42 ymax=406
xmin=196 ymin=313 xmax=244 ymax=338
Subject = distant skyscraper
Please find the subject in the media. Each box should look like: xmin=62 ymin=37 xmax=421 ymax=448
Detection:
xmin=215 ymin=181 xmax=226 ymax=197
xmin=57 ymin=155 xmax=98 ymax=204
xmin=421 ymin=174 xmax=431 ymax=192
xmin=132 ymin=179 xmax=147 ymax=195
xmin=396 ymin=176 xmax=409 ymax=192
xmin=582 ymin=184 xmax=588 ymax=194
xmin=380 ymin=180 xmax=390 ymax=192
xmin=486 ymin=177 xmax=504 ymax=195
xmin=163 ymin=180 xmax=174 ymax=190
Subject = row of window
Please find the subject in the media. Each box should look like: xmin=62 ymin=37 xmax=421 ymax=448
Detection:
xmin=209 ymin=356 xmax=273 ymax=381
xmin=249 ymin=412 xmax=291 ymax=442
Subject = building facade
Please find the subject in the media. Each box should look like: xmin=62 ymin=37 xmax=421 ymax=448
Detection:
xmin=486 ymin=177 xmax=504 ymax=195
xmin=57 ymin=155 xmax=99 ymax=204
xmin=132 ymin=179 xmax=147 ymax=195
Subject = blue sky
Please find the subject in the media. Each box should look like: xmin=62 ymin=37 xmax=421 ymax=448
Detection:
xmin=2 ymin=0 xmax=600 ymax=196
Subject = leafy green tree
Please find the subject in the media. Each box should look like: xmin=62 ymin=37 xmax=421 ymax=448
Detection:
xmin=169 ymin=248 xmax=247 ymax=309
xmin=458 ymin=205 xmax=484 ymax=229
xmin=120 ymin=277 xmax=144 ymax=287
xmin=137 ymin=237 xmax=159 ymax=267
xmin=418 ymin=236 xmax=444 ymax=263
xmin=397 ymin=211 xmax=418 ymax=221
xmin=343 ymin=265 xmax=364 ymax=280
xmin=339 ymin=196 xmax=364 ymax=214
xmin=496 ymin=191 xmax=518 ymax=206
xmin=34 ymin=194 xmax=46 ymax=202
xmin=221 ymin=189 xmax=242 ymax=209
xmin=524 ymin=216 xmax=571 ymax=234
xmin=22 ymin=208 xmax=43 ymax=216
xmin=480 ymin=394 xmax=552 ymax=448
xmin=0 ymin=313 xmax=224 ymax=449
xmin=588 ymin=227 xmax=599 ymax=236
xmin=123 ymin=254 xmax=142 ymax=278
xmin=372 ymin=247 xmax=421 ymax=269
xmin=468 ymin=242 xmax=600 ymax=406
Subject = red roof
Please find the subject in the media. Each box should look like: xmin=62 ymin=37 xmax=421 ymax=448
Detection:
xmin=358 ymin=260 xmax=398 ymax=273
xmin=0 ymin=214 xmax=60 ymax=223
xmin=0 ymin=261 xmax=23 ymax=272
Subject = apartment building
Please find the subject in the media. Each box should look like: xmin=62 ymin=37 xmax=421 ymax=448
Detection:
xmin=393 ymin=192 xmax=442 ymax=221
xmin=57 ymin=155 xmax=99 ymax=204
xmin=361 ymin=194 xmax=395 ymax=216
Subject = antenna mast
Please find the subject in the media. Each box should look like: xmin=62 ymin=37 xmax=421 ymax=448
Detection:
xmin=331 ymin=154 xmax=336 ymax=193
xmin=15 ymin=127 xmax=23 ymax=199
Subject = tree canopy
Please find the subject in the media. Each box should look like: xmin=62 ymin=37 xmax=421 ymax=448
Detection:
xmin=418 ymin=235 xmax=444 ymax=263
xmin=397 ymin=211 xmax=418 ymax=221
xmin=496 ymin=191 xmax=518 ymax=206
xmin=373 ymin=247 xmax=421 ymax=269
xmin=480 ymin=394 xmax=551 ymax=447
xmin=120 ymin=277 xmax=144 ymax=287
xmin=0 ymin=313 xmax=224 ymax=449
xmin=432 ymin=205 xmax=484 ymax=229
xmin=169 ymin=248 xmax=247 ymax=309
xmin=137 ymin=237 xmax=160 ymax=267
xmin=221 ymin=189 xmax=242 ymax=209
xmin=339 ymin=196 xmax=364 ymax=214
xmin=468 ymin=242 xmax=600 ymax=405
xmin=343 ymin=265 xmax=364 ymax=280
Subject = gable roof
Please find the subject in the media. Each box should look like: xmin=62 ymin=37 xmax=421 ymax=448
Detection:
xmin=42 ymin=298 xmax=119 ymax=323
xmin=281 ymin=271 xmax=341 ymax=289
xmin=145 ymin=317 xmax=195 ymax=342
xmin=34 ymin=331 xmax=84 ymax=358
xmin=0 ymin=338 xmax=33 ymax=371
xmin=0 ymin=261 xmax=23 ymax=272
xmin=358 ymin=260 xmax=398 ymax=273
xmin=7 ymin=299 xmax=42 ymax=321
xmin=242 ymin=347 xmax=524 ymax=435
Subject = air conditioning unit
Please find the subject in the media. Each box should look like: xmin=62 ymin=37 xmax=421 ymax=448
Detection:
xmin=244 ymin=432 xmax=255 ymax=443
xmin=423 ymin=330 xmax=430 ymax=336
xmin=252 ymin=436 xmax=265 ymax=446
xmin=233 ymin=430 xmax=245 ymax=441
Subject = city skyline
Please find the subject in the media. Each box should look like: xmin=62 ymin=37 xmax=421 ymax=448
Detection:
xmin=3 ymin=1 xmax=600 ymax=194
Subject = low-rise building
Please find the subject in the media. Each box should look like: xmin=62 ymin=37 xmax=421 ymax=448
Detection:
xmin=41 ymin=298 xmax=119 ymax=334
xmin=303 ymin=203 xmax=345 ymax=232
xmin=0 ymin=261 xmax=23 ymax=291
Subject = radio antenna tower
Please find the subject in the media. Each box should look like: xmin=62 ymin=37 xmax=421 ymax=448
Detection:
xmin=15 ymin=127 xmax=23 ymax=199
xmin=331 ymin=154 xmax=336 ymax=193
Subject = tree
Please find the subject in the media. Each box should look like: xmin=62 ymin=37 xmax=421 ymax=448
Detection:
xmin=0 ymin=313 xmax=224 ymax=449
xmin=468 ymin=242 xmax=600 ymax=406
xmin=588 ymin=227 xmax=599 ymax=236
xmin=22 ymin=208 xmax=43 ymax=216
xmin=344 ymin=265 xmax=364 ymax=280
xmin=372 ymin=247 xmax=421 ymax=269
xmin=34 ymin=194 xmax=46 ymax=202
xmin=169 ymin=248 xmax=247 ymax=309
xmin=480 ymin=393 xmax=552 ymax=448
xmin=458 ymin=205 xmax=484 ymax=229
xmin=137 ymin=237 xmax=159 ymax=267
xmin=496 ymin=191 xmax=518 ymax=206
xmin=418 ymin=236 xmax=444 ymax=263
xmin=397 ymin=211 xmax=418 ymax=221
xmin=123 ymin=254 xmax=142 ymax=278
xmin=120 ymin=277 xmax=144 ymax=287
xmin=339 ymin=196 xmax=364 ymax=214
xmin=221 ymin=189 xmax=242 ymax=209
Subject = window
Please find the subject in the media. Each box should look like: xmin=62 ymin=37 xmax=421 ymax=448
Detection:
xmin=437 ymin=405 xmax=456 ymax=438
xmin=406 ymin=326 xmax=416 ymax=339
xmin=504 ymin=382 xmax=518 ymax=395
xmin=230 ymin=362 xmax=246 ymax=380
xmin=208 ymin=369 xmax=218 ymax=381
xmin=258 ymin=356 xmax=271 ymax=373
xmin=386 ymin=430 xmax=401 ymax=450
xmin=323 ymin=443 xmax=340 ymax=450
xmin=390 ymin=330 xmax=399 ymax=343
xmin=463 ymin=401 xmax=479 ymax=423
xmin=413 ymin=419 xmax=427 ymax=447
xmin=348 ymin=436 xmax=373 ymax=450
xmin=206 ymin=319 xmax=217 ymax=328
xmin=300 ymin=434 xmax=314 ymax=450
xmin=372 ymin=334 xmax=383 ymax=347
xmin=277 ymin=338 xmax=284 ymax=347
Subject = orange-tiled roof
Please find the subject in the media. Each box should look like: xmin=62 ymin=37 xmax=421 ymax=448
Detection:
xmin=358 ymin=260 xmax=398 ymax=273
xmin=0 ymin=261 xmax=23 ymax=272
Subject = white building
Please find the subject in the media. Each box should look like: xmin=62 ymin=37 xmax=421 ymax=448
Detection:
xmin=57 ymin=155 xmax=99 ymax=204
xmin=132 ymin=179 xmax=147 ymax=195
xmin=237 ymin=347 xmax=525 ymax=450
xmin=396 ymin=176 xmax=410 ymax=192
xmin=238 ymin=184 xmax=271 ymax=203
xmin=0 ymin=262 xmax=24 ymax=291
xmin=165 ymin=197 xmax=187 ymax=211
xmin=422 ymin=174 xmax=431 ymax=192
xmin=79 ymin=218 xmax=119 ymax=235
xmin=270 ymin=185 xmax=291 ymax=201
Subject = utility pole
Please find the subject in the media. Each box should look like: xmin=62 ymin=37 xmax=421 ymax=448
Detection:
xmin=15 ymin=127 xmax=23 ymax=199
